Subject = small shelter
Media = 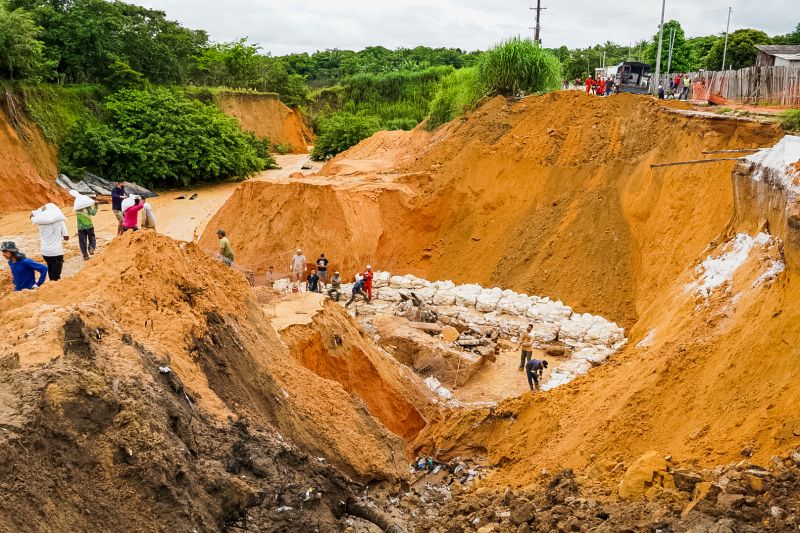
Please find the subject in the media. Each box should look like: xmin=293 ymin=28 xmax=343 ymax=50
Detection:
xmin=754 ymin=45 xmax=800 ymax=68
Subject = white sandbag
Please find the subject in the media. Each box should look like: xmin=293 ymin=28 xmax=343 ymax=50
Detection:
xmin=454 ymin=284 xmax=481 ymax=307
xmin=69 ymin=189 xmax=95 ymax=211
xmin=30 ymin=203 xmax=66 ymax=225
xmin=432 ymin=289 xmax=456 ymax=306
xmin=373 ymin=271 xmax=391 ymax=288
xmin=476 ymin=288 xmax=503 ymax=312
xmin=121 ymin=196 xmax=135 ymax=212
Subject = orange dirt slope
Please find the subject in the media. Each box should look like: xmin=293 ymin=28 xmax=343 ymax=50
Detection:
xmin=0 ymin=105 xmax=68 ymax=211
xmin=216 ymin=92 xmax=312 ymax=153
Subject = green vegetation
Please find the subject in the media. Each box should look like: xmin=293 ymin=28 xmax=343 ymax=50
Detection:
xmin=61 ymin=88 xmax=276 ymax=188
xmin=310 ymin=112 xmax=380 ymax=161
xmin=19 ymin=84 xmax=105 ymax=145
xmin=427 ymin=68 xmax=480 ymax=130
xmin=477 ymin=38 xmax=562 ymax=97
xmin=705 ymin=29 xmax=771 ymax=70
xmin=0 ymin=3 xmax=47 ymax=80
xmin=781 ymin=109 xmax=800 ymax=132
xmin=273 ymin=142 xmax=294 ymax=155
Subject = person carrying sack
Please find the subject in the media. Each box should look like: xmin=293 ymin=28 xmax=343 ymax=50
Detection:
xmin=30 ymin=203 xmax=68 ymax=281
xmin=2 ymin=241 xmax=48 ymax=291
xmin=70 ymin=190 xmax=97 ymax=260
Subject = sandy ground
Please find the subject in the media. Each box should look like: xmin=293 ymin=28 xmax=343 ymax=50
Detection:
xmin=452 ymin=347 xmax=548 ymax=404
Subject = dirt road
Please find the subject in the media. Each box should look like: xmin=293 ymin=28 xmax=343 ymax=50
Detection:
xmin=0 ymin=154 xmax=317 ymax=278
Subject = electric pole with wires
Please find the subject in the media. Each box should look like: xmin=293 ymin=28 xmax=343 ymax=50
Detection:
xmin=529 ymin=0 xmax=546 ymax=45
xmin=653 ymin=0 xmax=666 ymax=95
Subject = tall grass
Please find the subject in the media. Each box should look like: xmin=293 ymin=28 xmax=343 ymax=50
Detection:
xmin=426 ymin=67 xmax=481 ymax=130
xmin=477 ymin=37 xmax=562 ymax=97
xmin=18 ymin=84 xmax=106 ymax=146
xmin=781 ymin=109 xmax=800 ymax=132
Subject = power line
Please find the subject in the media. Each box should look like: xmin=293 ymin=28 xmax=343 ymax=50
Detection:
xmin=722 ymin=7 xmax=732 ymax=71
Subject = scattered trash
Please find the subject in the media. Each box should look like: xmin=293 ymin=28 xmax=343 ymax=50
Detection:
xmin=159 ymin=366 xmax=172 ymax=374
xmin=276 ymin=506 xmax=293 ymax=513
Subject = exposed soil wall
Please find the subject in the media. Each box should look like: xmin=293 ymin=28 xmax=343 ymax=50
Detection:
xmin=204 ymin=92 xmax=782 ymax=328
xmin=216 ymin=92 xmax=312 ymax=153
xmin=0 ymin=103 xmax=67 ymax=211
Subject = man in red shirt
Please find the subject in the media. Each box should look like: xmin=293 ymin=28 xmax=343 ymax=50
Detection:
xmin=363 ymin=265 xmax=374 ymax=301
xmin=598 ymin=78 xmax=606 ymax=96
xmin=585 ymin=76 xmax=594 ymax=94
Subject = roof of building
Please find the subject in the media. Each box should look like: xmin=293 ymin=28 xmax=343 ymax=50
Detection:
xmin=774 ymin=54 xmax=800 ymax=61
xmin=754 ymin=44 xmax=800 ymax=56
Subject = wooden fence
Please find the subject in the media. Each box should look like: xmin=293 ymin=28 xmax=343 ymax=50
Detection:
xmin=694 ymin=66 xmax=800 ymax=107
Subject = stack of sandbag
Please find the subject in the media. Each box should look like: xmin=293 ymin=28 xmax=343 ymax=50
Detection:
xmin=69 ymin=189 xmax=95 ymax=211
xmin=120 ymin=195 xmax=141 ymax=212
xmin=30 ymin=203 xmax=66 ymax=225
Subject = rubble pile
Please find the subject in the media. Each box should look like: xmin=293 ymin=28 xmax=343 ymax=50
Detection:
xmin=401 ymin=445 xmax=800 ymax=533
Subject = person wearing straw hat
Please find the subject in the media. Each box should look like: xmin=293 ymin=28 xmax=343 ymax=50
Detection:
xmin=327 ymin=271 xmax=342 ymax=301
xmin=2 ymin=241 xmax=48 ymax=291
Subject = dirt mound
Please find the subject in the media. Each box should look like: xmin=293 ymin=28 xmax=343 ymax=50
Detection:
xmin=0 ymin=104 xmax=67 ymax=211
xmin=205 ymin=92 xmax=782 ymax=328
xmin=216 ymin=92 xmax=312 ymax=153
xmin=0 ymin=232 xmax=419 ymax=530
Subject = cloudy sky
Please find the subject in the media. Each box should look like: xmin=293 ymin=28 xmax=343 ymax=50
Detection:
xmin=135 ymin=0 xmax=796 ymax=54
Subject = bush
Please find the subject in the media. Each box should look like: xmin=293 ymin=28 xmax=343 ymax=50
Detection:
xmin=781 ymin=109 xmax=800 ymax=132
xmin=310 ymin=112 xmax=380 ymax=160
xmin=274 ymin=142 xmax=294 ymax=154
xmin=62 ymin=88 xmax=276 ymax=188
xmin=477 ymin=37 xmax=562 ymax=97
xmin=427 ymin=67 xmax=481 ymax=130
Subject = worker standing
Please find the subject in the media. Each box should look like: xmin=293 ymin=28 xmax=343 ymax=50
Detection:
xmin=2 ymin=241 xmax=48 ymax=291
xmin=290 ymin=249 xmax=306 ymax=282
xmin=122 ymin=197 xmax=144 ymax=232
xmin=30 ymin=203 xmax=68 ymax=281
xmin=316 ymin=253 xmax=329 ymax=290
xmin=363 ymin=265 xmax=374 ymax=301
xmin=111 ymin=181 xmax=128 ymax=236
xmin=518 ymin=324 xmax=535 ymax=370
xmin=681 ymin=75 xmax=691 ymax=100
xmin=585 ymin=75 xmax=594 ymax=94
xmin=216 ymin=229 xmax=234 ymax=267
xmin=141 ymin=201 xmax=156 ymax=231
xmin=525 ymin=358 xmax=549 ymax=391
xmin=598 ymin=77 xmax=606 ymax=97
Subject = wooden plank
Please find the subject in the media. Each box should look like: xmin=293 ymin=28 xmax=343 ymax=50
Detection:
xmin=650 ymin=157 xmax=746 ymax=168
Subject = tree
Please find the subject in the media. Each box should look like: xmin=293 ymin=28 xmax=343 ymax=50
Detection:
xmin=0 ymin=4 xmax=47 ymax=80
xmin=62 ymin=88 xmax=276 ymax=188
xmin=643 ymin=20 xmax=690 ymax=73
xmin=310 ymin=112 xmax=380 ymax=160
xmin=772 ymin=23 xmax=800 ymax=44
xmin=685 ymin=36 xmax=718 ymax=71
xmin=705 ymin=28 xmax=771 ymax=70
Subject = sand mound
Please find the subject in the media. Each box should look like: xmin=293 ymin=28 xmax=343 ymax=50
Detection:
xmin=0 ymin=231 xmax=426 ymax=530
xmin=216 ymin=92 xmax=312 ymax=153
xmin=0 ymin=104 xmax=67 ymax=211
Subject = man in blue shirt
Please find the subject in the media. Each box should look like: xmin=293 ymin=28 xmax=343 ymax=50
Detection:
xmin=345 ymin=276 xmax=370 ymax=308
xmin=2 ymin=241 xmax=48 ymax=291
xmin=111 ymin=180 xmax=128 ymax=235
xmin=525 ymin=358 xmax=549 ymax=392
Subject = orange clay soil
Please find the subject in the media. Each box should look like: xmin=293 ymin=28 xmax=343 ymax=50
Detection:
xmin=201 ymin=90 xmax=800 ymax=487
xmin=0 ymin=106 xmax=68 ymax=211
xmin=0 ymin=231 xmax=419 ymax=483
xmin=203 ymin=91 xmax=783 ymax=328
xmin=216 ymin=92 xmax=312 ymax=153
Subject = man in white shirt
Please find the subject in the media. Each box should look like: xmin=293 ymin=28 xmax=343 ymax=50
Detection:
xmin=141 ymin=201 xmax=156 ymax=230
xmin=290 ymin=249 xmax=307 ymax=282
xmin=31 ymin=204 xmax=69 ymax=281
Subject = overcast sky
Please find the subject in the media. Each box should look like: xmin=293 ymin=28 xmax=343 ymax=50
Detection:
xmin=135 ymin=0 xmax=797 ymax=54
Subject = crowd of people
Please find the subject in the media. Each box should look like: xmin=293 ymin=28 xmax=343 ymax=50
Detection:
xmin=580 ymin=75 xmax=616 ymax=96
xmin=658 ymin=73 xmax=692 ymax=100
xmin=3 ymin=181 xmax=157 ymax=292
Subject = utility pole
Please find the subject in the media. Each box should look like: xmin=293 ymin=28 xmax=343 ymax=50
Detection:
xmin=653 ymin=0 xmax=666 ymax=95
xmin=721 ymin=7 xmax=732 ymax=71
xmin=529 ymin=0 xmax=547 ymax=45
xmin=666 ymin=27 xmax=675 ymax=76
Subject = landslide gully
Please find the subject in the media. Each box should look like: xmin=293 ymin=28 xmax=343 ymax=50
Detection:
xmin=203 ymin=91 xmax=800 ymax=487
xmin=203 ymin=92 xmax=782 ymax=328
